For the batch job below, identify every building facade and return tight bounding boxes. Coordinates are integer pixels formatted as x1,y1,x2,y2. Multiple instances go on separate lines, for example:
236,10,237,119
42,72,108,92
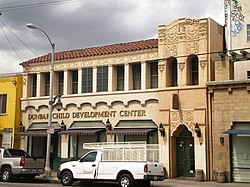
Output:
20,18,224,179
0,73,22,148
224,0,250,80
208,0,250,182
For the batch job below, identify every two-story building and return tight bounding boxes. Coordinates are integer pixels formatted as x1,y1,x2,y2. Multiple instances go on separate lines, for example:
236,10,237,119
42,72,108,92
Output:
19,17,224,180
0,73,22,148
207,0,250,183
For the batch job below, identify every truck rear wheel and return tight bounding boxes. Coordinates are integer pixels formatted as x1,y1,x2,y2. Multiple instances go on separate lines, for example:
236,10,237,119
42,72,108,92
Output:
1,167,12,182
61,170,74,186
118,173,134,187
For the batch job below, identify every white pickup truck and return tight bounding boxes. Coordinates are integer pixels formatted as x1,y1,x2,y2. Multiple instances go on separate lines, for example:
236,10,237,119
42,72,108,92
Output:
57,142,165,187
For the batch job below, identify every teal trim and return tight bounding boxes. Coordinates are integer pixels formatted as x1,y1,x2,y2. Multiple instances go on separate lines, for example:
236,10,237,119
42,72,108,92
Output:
69,120,105,129
28,122,60,130
116,120,157,128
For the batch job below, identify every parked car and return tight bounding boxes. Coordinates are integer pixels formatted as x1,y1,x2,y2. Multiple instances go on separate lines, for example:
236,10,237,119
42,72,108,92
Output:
57,142,165,187
0,148,45,181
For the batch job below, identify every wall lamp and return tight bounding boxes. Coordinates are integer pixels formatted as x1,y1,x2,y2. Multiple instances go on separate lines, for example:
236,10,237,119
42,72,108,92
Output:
60,120,66,131
159,123,165,137
106,119,112,131
50,94,63,111
19,122,25,132
220,137,224,145
194,123,201,138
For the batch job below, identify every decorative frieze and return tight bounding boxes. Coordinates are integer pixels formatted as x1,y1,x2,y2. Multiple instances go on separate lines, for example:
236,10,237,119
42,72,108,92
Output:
25,51,158,73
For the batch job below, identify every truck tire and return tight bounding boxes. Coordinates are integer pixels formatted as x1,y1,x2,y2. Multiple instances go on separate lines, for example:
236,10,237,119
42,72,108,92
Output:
118,173,134,187
1,167,12,182
61,170,74,186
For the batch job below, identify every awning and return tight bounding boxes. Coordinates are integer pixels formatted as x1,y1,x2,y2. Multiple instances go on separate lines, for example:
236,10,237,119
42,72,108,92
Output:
116,120,157,128
107,128,156,136
60,129,104,135
223,129,250,134
69,121,106,128
17,130,48,137
17,122,61,137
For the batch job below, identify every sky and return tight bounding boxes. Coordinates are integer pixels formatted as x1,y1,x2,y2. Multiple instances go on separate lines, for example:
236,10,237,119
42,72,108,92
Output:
0,0,225,74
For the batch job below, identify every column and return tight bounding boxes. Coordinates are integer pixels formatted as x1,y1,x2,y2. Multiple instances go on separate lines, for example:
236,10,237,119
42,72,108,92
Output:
108,65,113,92
78,68,82,94
124,63,130,91
37,72,41,97
63,70,68,95
158,60,166,88
93,67,97,93
141,61,146,90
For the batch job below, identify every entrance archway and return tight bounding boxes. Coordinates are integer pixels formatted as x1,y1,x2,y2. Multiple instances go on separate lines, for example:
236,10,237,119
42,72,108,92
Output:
172,125,195,178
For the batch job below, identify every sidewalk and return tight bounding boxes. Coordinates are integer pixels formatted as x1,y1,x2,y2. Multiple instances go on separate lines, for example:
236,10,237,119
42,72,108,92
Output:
38,172,250,187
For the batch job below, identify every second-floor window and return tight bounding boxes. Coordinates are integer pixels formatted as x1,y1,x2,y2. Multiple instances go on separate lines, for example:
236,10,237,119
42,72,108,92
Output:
72,70,78,94
44,73,50,96
82,67,93,93
58,71,64,95
97,66,108,92
247,71,250,79
150,61,158,89
172,59,178,86
116,65,124,91
0,94,7,114
132,63,141,90
31,74,37,97
247,24,250,41
187,55,199,85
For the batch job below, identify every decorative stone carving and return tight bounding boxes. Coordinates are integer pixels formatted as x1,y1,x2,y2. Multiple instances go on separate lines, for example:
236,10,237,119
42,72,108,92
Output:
166,44,177,57
186,25,199,40
170,110,195,136
200,60,207,69
158,64,165,73
178,63,185,71
186,41,199,54
25,52,158,73
165,25,178,43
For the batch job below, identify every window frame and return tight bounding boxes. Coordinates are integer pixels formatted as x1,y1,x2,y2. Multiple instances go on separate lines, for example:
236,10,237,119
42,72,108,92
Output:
247,24,250,42
132,63,141,90
0,94,7,114
97,66,108,92
44,73,50,96
71,70,78,94
247,71,250,79
116,65,124,91
149,61,158,89
31,74,37,97
58,71,64,95
82,67,93,93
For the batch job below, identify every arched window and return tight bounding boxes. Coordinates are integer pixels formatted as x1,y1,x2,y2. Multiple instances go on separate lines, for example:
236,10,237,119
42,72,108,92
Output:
187,55,199,85
167,57,178,87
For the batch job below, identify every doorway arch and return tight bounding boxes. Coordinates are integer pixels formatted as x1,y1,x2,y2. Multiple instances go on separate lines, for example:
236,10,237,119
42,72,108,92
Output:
171,125,195,178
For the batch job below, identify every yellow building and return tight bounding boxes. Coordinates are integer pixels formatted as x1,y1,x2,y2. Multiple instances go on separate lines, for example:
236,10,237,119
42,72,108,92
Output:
0,73,22,148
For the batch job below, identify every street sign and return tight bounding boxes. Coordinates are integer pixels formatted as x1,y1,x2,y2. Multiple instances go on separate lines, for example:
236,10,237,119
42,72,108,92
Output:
47,126,54,134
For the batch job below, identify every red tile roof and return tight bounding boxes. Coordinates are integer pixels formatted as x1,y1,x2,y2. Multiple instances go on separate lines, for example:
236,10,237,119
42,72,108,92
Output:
22,39,158,66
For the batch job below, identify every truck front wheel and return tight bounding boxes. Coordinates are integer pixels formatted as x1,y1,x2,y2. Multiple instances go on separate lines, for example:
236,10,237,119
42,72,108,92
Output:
61,170,74,186
1,167,12,182
118,173,134,187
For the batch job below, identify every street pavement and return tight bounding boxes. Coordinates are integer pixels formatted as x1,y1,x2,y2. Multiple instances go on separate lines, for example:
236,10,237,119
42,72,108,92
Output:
36,172,250,187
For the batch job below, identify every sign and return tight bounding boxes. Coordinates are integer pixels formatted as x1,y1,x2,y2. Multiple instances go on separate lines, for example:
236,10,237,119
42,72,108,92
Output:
28,110,147,121
47,126,54,134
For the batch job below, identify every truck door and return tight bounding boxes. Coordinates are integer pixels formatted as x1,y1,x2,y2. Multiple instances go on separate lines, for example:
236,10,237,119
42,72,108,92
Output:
76,151,98,179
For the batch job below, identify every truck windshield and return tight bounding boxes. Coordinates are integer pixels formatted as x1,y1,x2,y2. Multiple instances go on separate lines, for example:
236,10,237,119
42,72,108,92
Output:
5,149,31,158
